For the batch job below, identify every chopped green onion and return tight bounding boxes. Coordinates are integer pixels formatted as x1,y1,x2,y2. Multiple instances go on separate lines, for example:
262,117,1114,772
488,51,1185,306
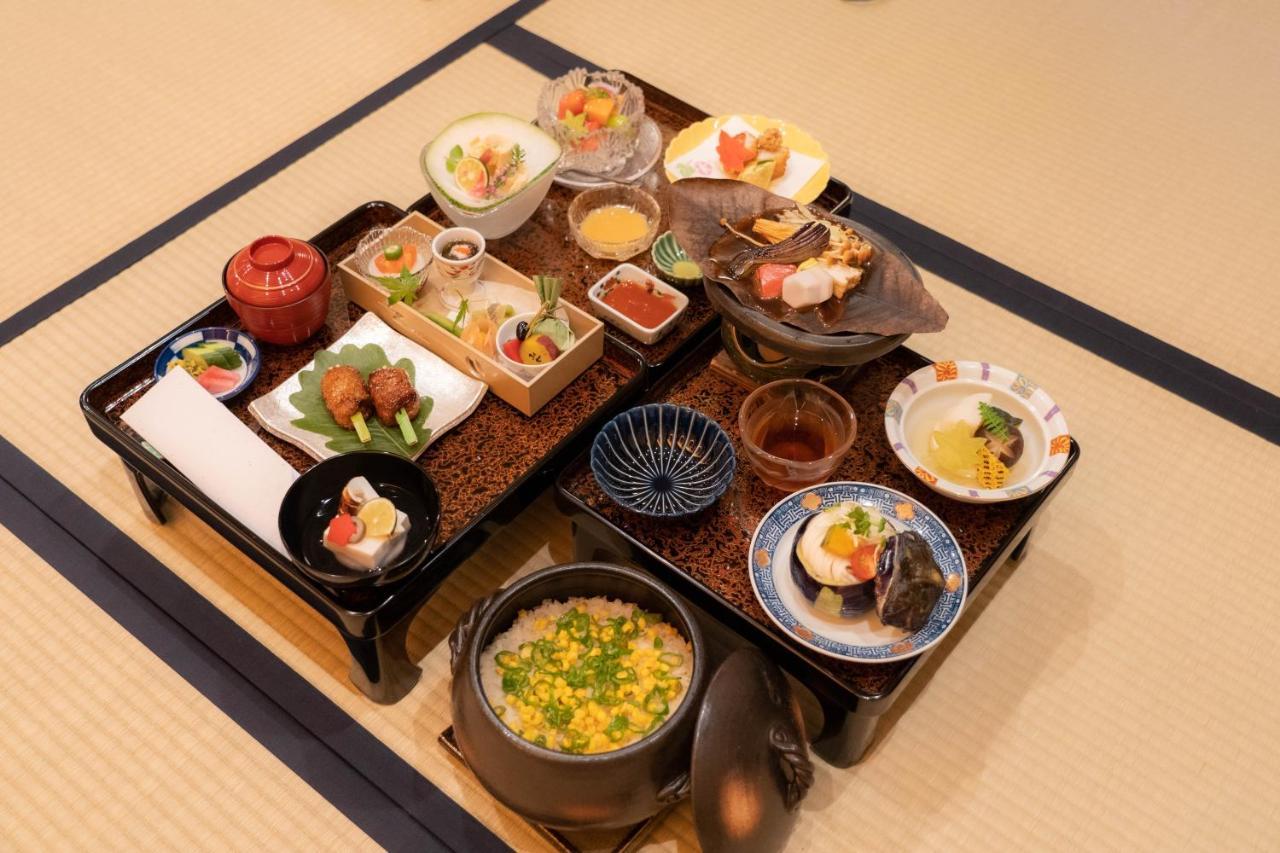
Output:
395,409,417,445
350,412,372,444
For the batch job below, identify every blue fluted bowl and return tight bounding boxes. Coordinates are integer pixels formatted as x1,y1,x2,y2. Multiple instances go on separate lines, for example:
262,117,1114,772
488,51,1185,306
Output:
590,404,736,518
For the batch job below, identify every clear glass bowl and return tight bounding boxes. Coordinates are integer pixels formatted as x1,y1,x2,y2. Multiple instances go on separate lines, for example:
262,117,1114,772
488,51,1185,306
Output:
567,184,660,261
738,379,857,491
536,68,645,175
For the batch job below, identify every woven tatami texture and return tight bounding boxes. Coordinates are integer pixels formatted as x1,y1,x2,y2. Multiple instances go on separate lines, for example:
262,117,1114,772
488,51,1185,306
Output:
0,0,510,320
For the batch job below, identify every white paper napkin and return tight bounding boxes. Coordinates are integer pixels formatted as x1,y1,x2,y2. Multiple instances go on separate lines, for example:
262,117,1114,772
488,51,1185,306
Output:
123,369,298,555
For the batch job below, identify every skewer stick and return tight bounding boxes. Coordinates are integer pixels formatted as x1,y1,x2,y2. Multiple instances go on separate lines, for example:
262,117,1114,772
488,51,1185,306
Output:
395,409,418,446
351,412,372,444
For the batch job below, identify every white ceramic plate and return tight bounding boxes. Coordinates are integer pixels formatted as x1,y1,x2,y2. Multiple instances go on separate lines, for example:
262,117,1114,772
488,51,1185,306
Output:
248,313,486,461
884,360,1072,503
587,263,688,345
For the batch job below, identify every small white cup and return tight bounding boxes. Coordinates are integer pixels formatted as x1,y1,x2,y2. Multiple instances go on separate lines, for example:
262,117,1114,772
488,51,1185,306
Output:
431,227,486,304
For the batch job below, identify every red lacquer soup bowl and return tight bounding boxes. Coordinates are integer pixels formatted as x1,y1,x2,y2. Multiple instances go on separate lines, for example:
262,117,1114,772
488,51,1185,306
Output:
223,235,331,345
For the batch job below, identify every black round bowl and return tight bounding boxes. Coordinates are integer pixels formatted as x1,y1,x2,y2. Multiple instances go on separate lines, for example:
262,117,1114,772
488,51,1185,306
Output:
278,451,440,588
448,563,707,830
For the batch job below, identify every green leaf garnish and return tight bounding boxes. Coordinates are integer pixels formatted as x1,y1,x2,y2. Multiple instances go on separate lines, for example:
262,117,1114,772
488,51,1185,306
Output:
288,343,433,457
446,144,463,173
977,401,1018,440
375,266,422,306
848,505,871,537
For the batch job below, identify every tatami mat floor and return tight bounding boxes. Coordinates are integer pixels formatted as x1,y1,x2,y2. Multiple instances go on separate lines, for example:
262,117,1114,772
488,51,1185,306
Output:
0,0,511,320
0,526,376,850
2,2,1278,850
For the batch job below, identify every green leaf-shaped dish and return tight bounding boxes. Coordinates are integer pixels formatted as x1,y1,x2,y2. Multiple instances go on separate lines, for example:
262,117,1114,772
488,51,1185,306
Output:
289,343,433,458
650,231,702,286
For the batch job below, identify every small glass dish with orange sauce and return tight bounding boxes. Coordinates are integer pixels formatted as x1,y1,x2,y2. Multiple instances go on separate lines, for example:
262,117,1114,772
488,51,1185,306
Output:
567,184,660,261
588,263,689,344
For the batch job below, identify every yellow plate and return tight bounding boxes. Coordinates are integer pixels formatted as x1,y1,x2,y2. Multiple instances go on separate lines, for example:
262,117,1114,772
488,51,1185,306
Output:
663,114,831,204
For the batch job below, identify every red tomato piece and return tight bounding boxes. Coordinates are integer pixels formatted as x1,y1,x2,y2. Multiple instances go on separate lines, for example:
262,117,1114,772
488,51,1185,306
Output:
849,543,880,582
754,263,797,300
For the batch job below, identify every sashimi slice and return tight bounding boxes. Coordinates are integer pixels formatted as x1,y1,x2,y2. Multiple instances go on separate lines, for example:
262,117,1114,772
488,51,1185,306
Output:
754,263,796,300
197,365,241,394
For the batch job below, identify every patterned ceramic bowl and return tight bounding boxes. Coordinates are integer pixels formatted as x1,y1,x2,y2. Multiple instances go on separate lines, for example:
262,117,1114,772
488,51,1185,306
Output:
884,360,1071,504
591,404,736,518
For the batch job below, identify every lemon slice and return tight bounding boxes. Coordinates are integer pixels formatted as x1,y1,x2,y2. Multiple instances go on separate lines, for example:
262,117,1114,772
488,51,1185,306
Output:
357,497,397,538
739,158,775,189
454,156,488,194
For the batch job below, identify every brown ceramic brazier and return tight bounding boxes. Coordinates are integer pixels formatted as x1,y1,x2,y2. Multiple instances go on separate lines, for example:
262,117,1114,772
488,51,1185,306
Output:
449,563,708,830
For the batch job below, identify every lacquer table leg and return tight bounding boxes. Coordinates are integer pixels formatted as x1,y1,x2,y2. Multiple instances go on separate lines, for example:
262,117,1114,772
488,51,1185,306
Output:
811,702,880,768
1010,528,1033,562
124,461,168,524
344,618,421,704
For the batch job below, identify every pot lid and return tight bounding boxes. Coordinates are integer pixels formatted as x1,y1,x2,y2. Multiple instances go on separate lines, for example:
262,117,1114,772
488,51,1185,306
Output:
690,648,812,853
225,235,327,308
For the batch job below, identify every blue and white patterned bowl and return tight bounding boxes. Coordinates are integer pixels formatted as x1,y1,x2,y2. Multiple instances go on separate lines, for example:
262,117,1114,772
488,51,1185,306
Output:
591,404,735,518
749,482,967,663
153,326,261,401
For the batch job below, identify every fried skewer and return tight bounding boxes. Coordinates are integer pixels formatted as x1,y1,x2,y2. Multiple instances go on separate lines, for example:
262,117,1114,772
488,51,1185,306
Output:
368,366,420,446
321,365,372,443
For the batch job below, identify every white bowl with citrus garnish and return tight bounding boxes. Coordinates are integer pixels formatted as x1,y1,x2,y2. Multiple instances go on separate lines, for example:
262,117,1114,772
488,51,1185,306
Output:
421,113,562,239
884,361,1071,504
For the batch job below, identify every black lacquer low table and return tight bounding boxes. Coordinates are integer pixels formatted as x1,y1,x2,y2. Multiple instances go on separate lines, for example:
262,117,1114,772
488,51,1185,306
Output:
556,333,1079,766
81,201,647,703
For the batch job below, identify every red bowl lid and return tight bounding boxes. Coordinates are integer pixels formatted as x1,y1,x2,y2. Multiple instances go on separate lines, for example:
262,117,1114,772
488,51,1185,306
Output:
225,235,327,308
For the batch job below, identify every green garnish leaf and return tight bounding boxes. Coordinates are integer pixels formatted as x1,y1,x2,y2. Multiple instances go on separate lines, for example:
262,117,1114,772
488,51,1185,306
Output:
848,506,871,537
446,144,463,172
288,343,432,457
978,401,1019,440
376,266,422,306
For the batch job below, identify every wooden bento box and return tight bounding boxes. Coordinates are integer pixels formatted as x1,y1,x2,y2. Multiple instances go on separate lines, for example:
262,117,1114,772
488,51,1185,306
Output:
337,211,604,416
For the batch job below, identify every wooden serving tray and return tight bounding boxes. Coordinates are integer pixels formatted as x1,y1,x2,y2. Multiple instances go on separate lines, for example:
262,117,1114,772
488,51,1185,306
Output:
338,211,604,416
81,200,647,703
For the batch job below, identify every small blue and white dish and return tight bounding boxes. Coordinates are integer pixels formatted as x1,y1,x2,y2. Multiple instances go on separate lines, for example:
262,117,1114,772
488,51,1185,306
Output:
153,327,261,401
591,404,735,518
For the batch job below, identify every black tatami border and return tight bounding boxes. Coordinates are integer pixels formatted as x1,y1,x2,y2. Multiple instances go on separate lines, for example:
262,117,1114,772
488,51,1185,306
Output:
0,439,510,853
1,13,1278,853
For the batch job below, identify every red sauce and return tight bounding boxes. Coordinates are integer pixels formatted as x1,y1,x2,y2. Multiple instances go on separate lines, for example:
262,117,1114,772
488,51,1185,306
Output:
599,277,676,328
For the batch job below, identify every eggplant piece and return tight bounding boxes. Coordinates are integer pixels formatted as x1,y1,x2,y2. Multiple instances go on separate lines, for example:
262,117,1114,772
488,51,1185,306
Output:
789,514,875,618
874,531,945,632
725,221,830,280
